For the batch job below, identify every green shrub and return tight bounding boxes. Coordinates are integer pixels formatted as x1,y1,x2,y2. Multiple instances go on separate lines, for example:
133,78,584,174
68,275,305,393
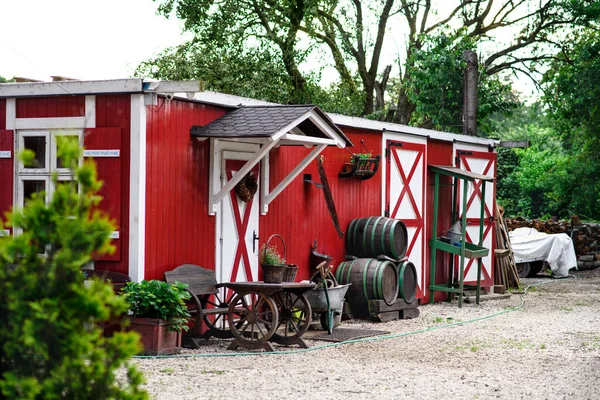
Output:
122,280,191,333
0,137,147,399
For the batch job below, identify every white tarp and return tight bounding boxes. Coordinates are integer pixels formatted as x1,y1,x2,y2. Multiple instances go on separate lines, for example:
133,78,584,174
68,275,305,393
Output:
509,227,577,278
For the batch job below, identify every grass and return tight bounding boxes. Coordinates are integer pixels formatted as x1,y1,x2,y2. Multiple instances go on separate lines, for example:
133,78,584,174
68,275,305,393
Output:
160,368,175,374
499,338,536,350
202,369,226,375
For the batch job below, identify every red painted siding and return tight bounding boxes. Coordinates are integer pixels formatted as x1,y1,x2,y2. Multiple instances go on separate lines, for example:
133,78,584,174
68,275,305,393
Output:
145,98,228,280
261,127,382,282
16,96,85,118
93,95,131,275
0,130,14,230
0,99,6,129
425,139,454,303
85,127,123,261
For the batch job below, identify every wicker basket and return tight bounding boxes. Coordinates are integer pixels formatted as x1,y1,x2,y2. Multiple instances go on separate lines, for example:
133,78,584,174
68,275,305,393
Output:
261,234,297,283
261,264,286,283
283,264,298,282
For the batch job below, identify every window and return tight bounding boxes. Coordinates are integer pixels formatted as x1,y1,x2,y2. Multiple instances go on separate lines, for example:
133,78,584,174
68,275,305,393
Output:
16,130,83,209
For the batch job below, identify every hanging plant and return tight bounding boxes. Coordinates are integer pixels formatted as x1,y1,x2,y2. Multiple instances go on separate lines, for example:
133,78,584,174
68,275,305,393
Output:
235,172,258,202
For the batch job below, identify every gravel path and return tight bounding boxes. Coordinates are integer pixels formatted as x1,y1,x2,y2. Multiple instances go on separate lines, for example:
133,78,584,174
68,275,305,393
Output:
131,269,600,399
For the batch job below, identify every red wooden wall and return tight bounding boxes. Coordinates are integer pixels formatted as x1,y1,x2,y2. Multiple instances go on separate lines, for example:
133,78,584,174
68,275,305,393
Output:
16,96,85,118
0,99,6,129
425,139,455,303
144,98,228,280
261,127,382,282
93,95,131,275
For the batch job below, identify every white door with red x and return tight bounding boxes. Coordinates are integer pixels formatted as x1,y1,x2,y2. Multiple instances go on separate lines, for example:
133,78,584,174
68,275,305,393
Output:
385,139,427,299
454,148,496,287
219,156,260,284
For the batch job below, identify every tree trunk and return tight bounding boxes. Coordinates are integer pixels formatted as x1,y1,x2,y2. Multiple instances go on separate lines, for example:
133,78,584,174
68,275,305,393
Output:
363,81,375,116
392,86,416,125
463,50,478,136
374,65,392,111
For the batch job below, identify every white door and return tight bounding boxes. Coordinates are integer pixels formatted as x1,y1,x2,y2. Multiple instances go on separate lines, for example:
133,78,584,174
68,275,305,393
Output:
455,149,496,286
385,139,427,299
219,156,260,284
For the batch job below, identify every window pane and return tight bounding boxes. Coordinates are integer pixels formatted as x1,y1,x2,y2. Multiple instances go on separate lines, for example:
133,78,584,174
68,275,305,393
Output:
56,136,78,169
23,180,46,201
24,136,46,169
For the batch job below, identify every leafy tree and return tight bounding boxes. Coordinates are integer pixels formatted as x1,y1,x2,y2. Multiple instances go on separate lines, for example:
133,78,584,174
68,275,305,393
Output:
405,31,518,133
543,27,600,219
0,138,147,399
152,0,583,123
136,41,296,104
135,39,366,115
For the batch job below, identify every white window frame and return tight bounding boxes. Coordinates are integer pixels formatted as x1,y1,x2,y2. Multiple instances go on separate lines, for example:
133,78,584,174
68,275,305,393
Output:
18,131,50,174
16,129,84,209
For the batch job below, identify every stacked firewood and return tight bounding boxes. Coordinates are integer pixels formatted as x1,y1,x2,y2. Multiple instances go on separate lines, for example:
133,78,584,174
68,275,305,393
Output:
505,217,600,270
494,206,520,289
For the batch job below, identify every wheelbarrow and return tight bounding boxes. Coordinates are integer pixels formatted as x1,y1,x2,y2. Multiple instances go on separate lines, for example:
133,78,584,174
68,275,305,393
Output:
303,283,350,333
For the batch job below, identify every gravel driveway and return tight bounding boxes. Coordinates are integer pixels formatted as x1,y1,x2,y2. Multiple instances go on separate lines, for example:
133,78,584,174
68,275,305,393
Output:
132,269,600,399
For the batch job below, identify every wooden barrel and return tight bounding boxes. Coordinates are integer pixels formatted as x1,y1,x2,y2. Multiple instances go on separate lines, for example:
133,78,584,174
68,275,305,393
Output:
335,258,399,308
346,217,408,260
397,260,417,304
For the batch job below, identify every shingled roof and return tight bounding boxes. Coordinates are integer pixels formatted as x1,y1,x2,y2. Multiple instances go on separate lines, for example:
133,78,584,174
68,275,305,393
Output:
190,104,352,147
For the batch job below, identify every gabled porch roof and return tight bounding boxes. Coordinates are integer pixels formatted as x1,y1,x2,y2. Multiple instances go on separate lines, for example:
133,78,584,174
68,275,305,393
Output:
190,104,351,216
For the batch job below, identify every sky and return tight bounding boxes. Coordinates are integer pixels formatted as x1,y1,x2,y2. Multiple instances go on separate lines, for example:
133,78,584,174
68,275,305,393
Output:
1,0,538,99
0,0,190,81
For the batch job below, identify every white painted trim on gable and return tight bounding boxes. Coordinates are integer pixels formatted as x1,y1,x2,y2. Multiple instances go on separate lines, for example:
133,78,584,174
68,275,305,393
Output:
0,79,143,97
5,98,15,130
261,144,327,215
209,140,278,214
307,111,347,148
279,134,336,146
15,117,86,130
85,96,96,128
128,94,146,282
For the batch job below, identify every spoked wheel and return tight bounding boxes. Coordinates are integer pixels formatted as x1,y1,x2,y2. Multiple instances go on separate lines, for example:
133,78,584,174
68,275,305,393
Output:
201,287,247,339
228,292,278,349
516,262,531,278
270,292,312,345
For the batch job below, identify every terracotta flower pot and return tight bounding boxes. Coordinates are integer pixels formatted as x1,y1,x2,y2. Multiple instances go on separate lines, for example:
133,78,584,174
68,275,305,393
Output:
128,317,182,355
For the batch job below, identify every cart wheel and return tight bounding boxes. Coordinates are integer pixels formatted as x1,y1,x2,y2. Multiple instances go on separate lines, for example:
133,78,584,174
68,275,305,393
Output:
201,288,247,339
270,292,312,345
228,292,278,348
516,262,531,278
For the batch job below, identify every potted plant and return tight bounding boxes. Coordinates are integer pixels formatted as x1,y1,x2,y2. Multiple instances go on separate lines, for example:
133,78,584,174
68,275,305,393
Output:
259,234,297,283
122,280,191,355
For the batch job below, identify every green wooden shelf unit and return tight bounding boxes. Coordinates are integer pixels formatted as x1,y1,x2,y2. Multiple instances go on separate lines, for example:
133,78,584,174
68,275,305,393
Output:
428,165,494,307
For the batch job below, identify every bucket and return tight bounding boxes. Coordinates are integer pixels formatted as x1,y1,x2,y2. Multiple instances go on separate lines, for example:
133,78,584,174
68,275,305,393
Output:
335,258,399,312
346,217,408,260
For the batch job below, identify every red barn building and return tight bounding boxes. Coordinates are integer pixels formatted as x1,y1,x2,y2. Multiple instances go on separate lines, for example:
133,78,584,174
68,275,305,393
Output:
0,79,497,304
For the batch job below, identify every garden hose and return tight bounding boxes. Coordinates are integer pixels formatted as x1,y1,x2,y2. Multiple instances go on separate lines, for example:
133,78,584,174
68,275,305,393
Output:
133,277,563,359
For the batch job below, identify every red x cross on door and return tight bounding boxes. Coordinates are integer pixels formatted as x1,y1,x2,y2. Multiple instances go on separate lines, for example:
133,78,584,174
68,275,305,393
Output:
223,160,259,283
386,140,427,299
455,150,497,286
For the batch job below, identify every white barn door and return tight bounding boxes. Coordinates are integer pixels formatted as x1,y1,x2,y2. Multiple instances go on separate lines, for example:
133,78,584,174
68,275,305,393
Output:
455,149,496,287
219,157,260,284
385,140,427,299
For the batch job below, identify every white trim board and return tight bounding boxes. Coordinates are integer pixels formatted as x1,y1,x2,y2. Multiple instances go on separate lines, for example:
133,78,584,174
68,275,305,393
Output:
0,79,143,97
128,94,147,282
